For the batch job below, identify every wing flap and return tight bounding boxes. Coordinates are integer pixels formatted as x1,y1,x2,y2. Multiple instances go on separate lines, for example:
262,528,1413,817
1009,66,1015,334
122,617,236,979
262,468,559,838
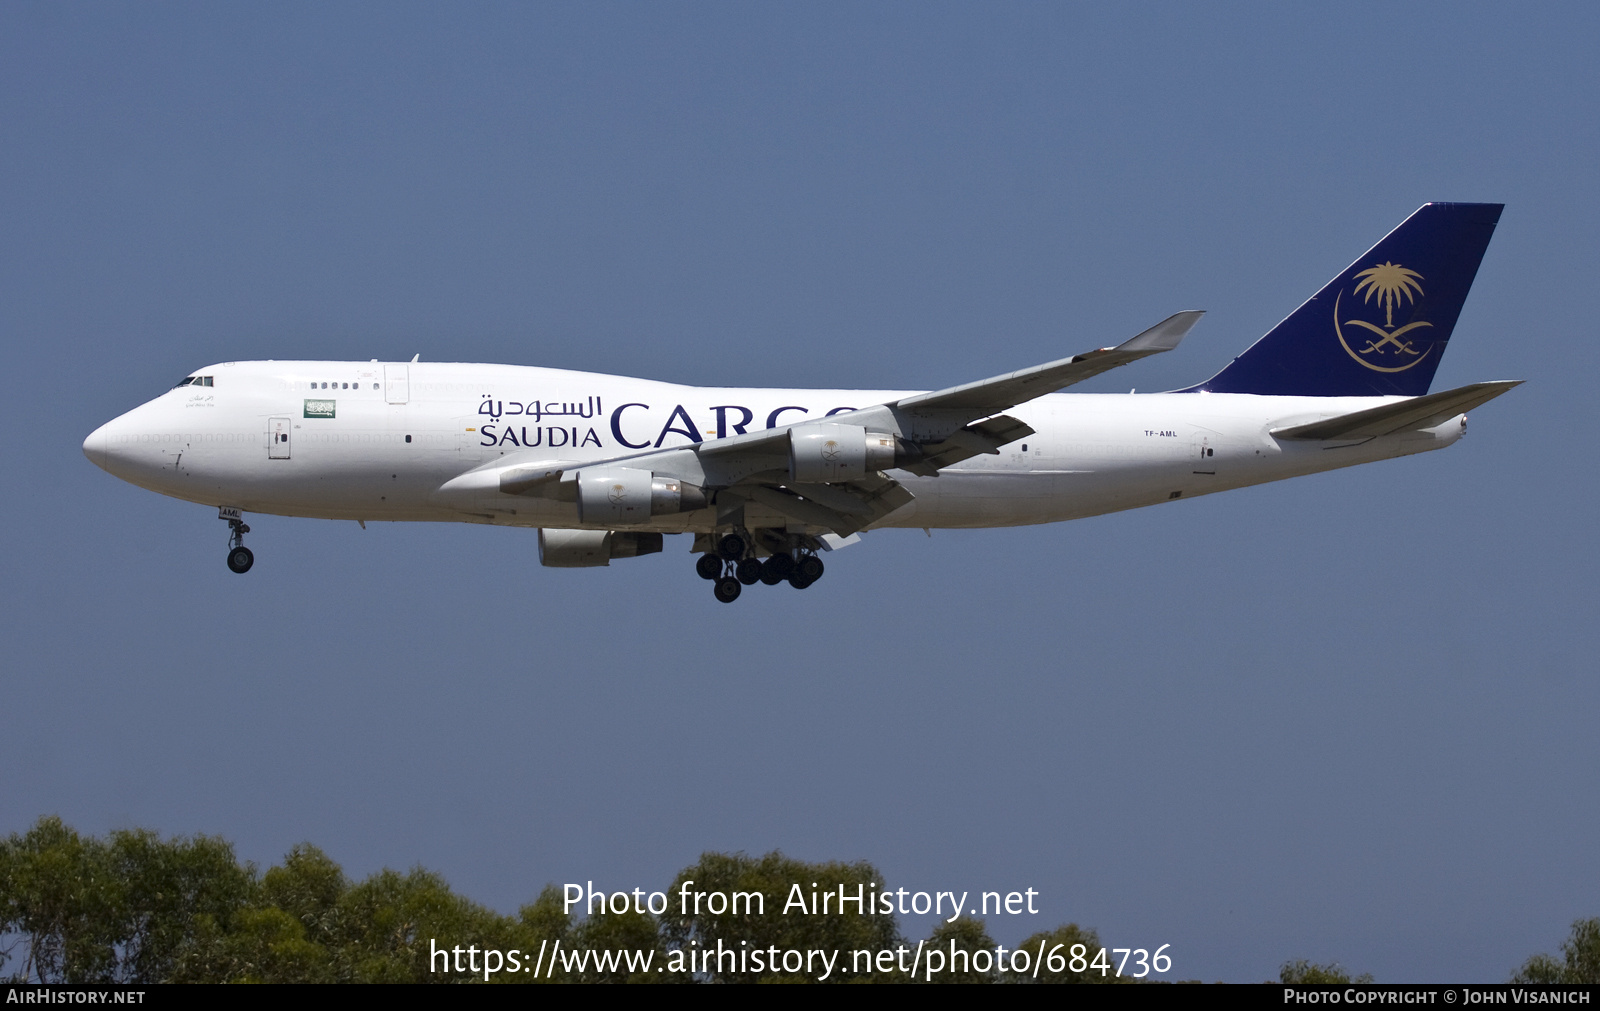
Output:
1271,381,1522,441
741,472,916,536
743,485,862,535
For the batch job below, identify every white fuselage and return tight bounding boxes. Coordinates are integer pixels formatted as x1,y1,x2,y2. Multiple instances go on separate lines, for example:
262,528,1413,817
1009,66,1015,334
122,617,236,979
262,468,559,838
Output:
83,360,1465,532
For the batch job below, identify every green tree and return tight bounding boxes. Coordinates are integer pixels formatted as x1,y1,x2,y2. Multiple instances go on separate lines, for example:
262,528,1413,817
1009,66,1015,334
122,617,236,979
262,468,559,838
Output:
107,826,254,982
0,816,120,982
1512,919,1600,984
0,816,253,983
923,917,996,983
170,844,354,983
513,884,573,982
171,906,332,983
322,865,527,982
571,906,671,983
1009,923,1130,983
1280,959,1372,984
660,851,901,982
260,843,346,948
176,844,533,983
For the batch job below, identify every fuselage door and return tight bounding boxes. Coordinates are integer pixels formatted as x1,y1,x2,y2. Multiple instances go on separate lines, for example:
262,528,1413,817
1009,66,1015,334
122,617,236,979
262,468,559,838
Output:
1192,431,1216,475
268,417,291,459
385,365,410,405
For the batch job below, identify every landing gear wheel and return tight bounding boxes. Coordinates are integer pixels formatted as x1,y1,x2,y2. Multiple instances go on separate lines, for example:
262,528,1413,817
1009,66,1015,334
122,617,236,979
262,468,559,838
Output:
759,559,786,585
718,533,747,561
787,573,814,589
735,557,763,584
797,554,824,581
713,577,743,603
695,554,722,580
223,513,253,573
768,552,796,578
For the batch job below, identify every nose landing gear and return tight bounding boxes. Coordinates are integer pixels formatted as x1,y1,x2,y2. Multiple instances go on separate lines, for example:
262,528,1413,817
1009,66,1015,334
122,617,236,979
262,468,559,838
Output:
227,545,254,573
222,510,254,574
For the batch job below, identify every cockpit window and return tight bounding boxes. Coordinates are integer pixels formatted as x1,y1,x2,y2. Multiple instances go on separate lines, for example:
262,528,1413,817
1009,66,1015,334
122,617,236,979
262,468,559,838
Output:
173,376,215,388
174,377,193,387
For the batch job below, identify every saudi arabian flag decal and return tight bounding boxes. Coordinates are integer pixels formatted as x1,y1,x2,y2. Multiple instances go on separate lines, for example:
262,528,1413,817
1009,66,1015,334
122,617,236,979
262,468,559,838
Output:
303,399,336,418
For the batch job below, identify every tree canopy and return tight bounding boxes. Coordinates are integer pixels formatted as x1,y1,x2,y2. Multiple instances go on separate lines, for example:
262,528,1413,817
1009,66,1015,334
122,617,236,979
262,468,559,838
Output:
1279,959,1373,984
11,815,1581,984
659,850,900,982
1512,918,1600,984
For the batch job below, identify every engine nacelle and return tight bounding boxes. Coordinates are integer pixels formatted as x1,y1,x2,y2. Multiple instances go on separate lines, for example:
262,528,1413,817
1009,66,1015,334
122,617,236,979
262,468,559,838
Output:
575,468,707,526
537,528,664,568
789,424,898,483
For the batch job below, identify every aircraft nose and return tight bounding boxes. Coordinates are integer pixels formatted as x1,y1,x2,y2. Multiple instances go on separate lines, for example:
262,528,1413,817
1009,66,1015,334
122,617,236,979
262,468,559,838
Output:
84,410,147,477
83,422,111,470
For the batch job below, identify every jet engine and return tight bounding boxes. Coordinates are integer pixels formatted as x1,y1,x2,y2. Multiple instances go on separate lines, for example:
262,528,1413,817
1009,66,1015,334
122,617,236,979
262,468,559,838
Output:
788,424,899,483
575,468,707,526
538,528,664,568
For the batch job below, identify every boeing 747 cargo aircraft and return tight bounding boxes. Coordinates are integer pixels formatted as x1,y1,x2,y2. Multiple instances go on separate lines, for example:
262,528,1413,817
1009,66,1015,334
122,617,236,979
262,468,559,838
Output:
84,203,1517,602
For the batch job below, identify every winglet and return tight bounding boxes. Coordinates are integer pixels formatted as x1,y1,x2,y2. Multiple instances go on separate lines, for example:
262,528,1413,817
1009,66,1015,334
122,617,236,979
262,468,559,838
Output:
1110,309,1205,355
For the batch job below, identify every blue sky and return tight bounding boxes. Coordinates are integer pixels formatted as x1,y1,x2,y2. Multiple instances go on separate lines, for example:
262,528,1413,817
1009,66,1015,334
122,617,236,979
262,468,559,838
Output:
3,2,1596,982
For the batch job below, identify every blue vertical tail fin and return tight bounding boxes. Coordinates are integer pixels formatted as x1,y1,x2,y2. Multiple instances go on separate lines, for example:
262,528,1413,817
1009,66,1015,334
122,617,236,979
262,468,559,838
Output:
1189,203,1502,397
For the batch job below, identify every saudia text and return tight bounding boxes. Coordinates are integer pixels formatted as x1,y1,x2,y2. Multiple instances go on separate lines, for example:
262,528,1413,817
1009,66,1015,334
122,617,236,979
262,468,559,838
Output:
474,395,860,450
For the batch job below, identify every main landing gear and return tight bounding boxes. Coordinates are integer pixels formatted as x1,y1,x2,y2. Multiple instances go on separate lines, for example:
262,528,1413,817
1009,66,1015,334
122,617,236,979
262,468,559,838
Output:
694,530,826,603
224,515,254,574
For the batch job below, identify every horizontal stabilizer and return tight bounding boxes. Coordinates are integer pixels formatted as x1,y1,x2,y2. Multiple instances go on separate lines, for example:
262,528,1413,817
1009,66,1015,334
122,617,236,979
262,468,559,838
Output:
1271,381,1522,441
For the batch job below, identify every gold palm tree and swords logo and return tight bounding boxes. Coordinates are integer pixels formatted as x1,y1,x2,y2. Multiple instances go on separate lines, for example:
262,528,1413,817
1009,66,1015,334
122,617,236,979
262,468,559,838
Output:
1334,261,1435,372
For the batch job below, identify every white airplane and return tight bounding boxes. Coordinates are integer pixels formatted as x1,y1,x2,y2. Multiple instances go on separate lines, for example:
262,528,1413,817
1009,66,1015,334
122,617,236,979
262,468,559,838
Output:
84,203,1518,602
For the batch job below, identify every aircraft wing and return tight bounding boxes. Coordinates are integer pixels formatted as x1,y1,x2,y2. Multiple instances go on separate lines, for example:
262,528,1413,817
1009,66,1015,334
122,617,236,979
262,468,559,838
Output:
891,310,1204,414
1270,381,1522,441
696,309,1202,461
457,311,1201,535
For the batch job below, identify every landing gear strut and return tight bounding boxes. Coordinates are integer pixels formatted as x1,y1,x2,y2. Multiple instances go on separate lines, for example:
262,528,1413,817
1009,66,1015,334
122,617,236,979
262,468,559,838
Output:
225,516,254,574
